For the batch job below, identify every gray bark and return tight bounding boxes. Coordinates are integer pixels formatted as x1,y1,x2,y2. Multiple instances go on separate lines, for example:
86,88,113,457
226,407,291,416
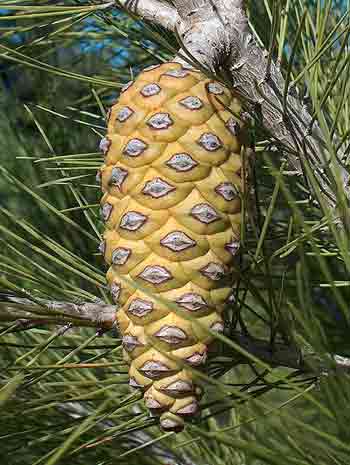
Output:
117,0,178,30
0,294,115,330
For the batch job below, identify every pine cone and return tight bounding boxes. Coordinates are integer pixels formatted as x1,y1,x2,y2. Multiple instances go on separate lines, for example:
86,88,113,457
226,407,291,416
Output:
98,62,245,432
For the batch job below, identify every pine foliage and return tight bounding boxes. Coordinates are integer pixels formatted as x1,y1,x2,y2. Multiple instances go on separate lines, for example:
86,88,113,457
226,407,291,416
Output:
0,1,349,464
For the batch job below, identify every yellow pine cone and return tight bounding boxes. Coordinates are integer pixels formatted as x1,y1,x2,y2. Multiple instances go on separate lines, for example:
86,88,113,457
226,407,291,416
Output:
98,62,245,432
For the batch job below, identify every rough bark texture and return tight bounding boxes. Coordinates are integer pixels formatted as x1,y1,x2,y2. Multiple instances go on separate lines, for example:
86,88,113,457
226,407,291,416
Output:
0,294,115,330
117,0,178,30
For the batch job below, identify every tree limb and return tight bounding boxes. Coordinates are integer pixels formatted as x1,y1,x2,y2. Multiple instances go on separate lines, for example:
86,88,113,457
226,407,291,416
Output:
0,294,116,330
117,0,350,217
116,0,178,31
1,295,349,376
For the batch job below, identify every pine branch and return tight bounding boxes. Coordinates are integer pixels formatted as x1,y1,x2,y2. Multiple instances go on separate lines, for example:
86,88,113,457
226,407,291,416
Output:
2,294,349,376
116,0,178,30
118,0,350,220
0,294,115,330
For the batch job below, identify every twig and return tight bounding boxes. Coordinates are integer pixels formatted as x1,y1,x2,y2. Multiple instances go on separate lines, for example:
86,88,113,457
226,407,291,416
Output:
0,294,116,330
116,0,178,31
1,294,349,376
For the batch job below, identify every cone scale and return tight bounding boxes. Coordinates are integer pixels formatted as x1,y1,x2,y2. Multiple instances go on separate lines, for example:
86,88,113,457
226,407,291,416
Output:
98,62,245,432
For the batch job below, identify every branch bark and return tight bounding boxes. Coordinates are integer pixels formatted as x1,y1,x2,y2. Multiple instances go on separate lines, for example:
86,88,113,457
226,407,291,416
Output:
116,0,178,31
0,294,116,330
117,0,350,217
1,295,349,376
174,0,349,208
